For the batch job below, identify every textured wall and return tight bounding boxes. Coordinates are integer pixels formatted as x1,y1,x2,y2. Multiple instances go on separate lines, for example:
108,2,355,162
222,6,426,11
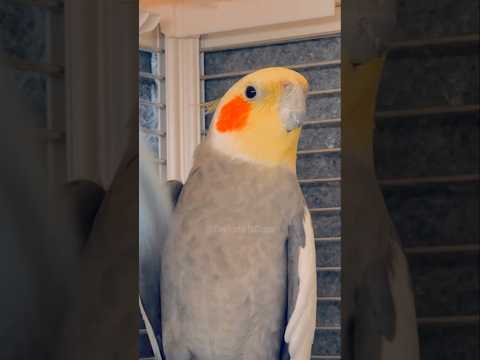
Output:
394,0,479,41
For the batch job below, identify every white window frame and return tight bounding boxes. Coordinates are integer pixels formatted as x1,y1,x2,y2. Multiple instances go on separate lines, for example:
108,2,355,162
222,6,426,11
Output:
140,1,341,182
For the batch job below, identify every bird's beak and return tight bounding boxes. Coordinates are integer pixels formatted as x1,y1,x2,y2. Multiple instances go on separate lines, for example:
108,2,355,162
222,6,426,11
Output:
279,82,307,132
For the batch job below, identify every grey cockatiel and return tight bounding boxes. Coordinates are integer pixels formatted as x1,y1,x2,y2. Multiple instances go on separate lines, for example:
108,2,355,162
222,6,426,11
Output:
342,1,420,359
140,67,317,360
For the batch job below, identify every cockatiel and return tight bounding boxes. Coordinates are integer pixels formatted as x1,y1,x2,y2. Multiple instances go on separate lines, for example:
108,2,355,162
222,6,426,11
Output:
342,1,420,359
140,67,317,360
341,57,420,360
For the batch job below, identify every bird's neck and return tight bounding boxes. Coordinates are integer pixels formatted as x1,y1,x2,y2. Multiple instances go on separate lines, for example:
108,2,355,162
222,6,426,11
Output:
342,56,385,173
208,127,300,174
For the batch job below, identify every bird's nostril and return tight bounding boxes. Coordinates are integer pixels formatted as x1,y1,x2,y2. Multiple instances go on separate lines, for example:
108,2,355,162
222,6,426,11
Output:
279,82,307,132
282,81,294,92
282,80,308,96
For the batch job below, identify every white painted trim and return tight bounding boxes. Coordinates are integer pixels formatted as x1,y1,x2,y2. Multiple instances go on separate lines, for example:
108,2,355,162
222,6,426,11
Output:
165,37,201,182
64,0,101,184
139,25,163,50
139,10,161,34
97,0,139,187
164,37,181,181
178,38,202,181
140,0,335,38
200,8,341,51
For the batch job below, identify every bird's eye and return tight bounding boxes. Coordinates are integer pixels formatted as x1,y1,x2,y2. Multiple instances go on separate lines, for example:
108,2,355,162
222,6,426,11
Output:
245,85,257,99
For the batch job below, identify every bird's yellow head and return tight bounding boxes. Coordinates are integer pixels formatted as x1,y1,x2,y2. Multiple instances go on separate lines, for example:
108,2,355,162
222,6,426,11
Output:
206,67,308,173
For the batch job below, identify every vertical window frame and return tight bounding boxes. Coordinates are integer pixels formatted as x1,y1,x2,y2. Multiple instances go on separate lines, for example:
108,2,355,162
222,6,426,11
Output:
139,28,168,179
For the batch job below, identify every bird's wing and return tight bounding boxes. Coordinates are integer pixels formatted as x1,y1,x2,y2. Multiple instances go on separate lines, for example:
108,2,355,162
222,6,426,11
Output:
353,251,396,360
139,135,183,359
378,239,419,360
354,221,419,360
283,207,317,360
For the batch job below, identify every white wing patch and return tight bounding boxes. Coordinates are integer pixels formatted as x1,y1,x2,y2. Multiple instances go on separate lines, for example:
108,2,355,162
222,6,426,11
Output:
284,208,317,360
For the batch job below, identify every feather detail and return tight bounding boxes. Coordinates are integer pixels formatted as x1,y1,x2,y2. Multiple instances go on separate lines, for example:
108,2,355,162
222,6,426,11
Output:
200,98,221,114
284,208,317,359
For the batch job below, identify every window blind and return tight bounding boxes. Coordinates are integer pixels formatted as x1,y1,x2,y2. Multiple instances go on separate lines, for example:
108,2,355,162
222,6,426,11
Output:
139,34,167,180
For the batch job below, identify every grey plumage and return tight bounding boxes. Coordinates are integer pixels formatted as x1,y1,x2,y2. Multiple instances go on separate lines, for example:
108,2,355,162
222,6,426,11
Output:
160,141,306,360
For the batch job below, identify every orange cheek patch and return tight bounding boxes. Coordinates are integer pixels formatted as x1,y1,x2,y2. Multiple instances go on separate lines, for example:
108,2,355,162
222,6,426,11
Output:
215,96,251,133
